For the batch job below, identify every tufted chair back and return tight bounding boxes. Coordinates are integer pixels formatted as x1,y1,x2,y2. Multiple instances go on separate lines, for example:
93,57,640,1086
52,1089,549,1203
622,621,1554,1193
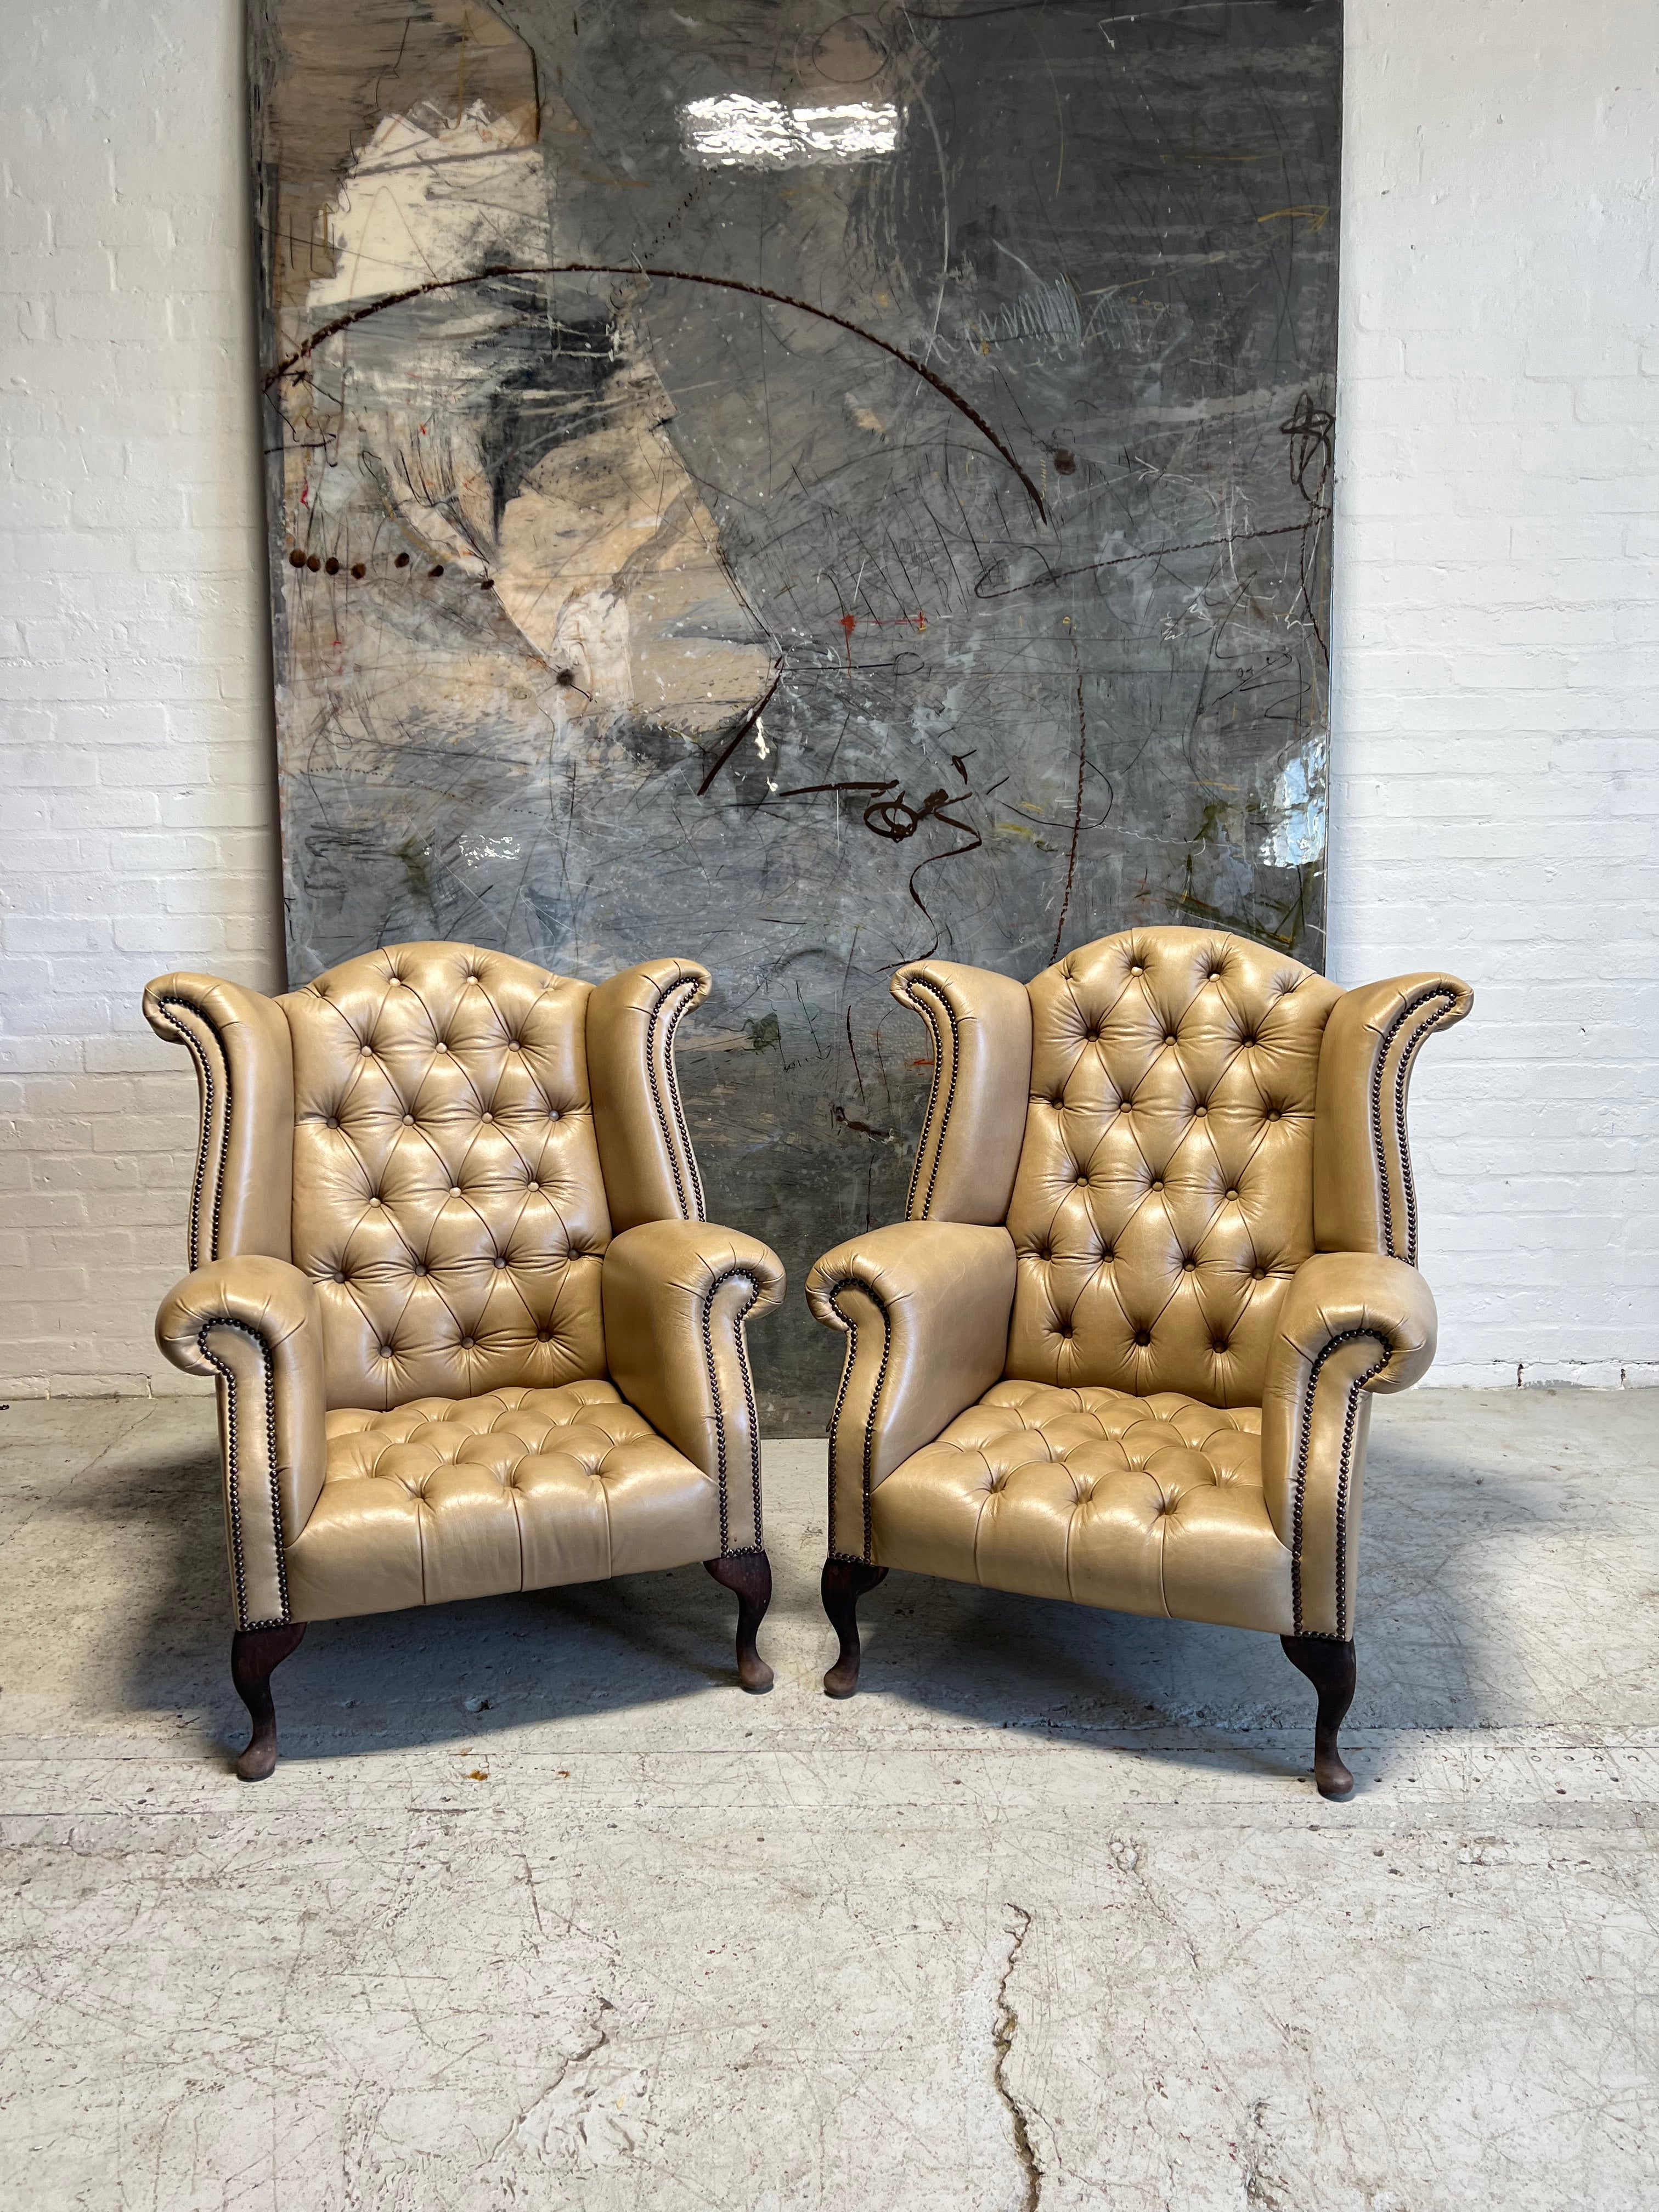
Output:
901,929,1345,1407
284,943,618,1409
146,941,714,1412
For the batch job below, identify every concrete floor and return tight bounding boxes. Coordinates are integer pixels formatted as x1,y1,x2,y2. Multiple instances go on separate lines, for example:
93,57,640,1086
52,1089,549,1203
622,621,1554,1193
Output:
0,1391,1654,2210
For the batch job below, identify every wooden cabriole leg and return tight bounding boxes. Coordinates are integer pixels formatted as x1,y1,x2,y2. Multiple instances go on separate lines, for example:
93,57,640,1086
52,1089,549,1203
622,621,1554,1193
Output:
821,1557,888,1699
1282,1633,1358,1800
229,1621,307,1782
704,1549,774,1692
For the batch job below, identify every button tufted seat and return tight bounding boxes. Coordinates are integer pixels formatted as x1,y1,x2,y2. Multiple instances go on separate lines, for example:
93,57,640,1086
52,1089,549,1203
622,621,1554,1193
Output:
808,927,1472,1799
873,1381,1286,1628
147,942,785,1779
287,1384,718,1619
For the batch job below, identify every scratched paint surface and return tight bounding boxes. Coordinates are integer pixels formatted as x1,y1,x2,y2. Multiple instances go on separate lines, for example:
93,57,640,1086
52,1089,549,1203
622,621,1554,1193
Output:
252,0,1340,1424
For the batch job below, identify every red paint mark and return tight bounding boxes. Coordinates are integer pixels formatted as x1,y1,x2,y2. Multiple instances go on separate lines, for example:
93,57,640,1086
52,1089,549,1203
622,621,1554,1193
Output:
908,1057,932,1068
840,611,856,672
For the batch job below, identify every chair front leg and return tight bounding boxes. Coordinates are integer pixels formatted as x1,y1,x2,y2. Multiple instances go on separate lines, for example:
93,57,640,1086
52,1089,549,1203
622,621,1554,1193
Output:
230,1622,307,1781
821,1558,888,1697
1282,1633,1357,1799
704,1551,774,1692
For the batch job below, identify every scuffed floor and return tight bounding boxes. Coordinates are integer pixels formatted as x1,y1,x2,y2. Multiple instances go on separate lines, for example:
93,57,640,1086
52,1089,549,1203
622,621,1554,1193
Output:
0,1390,1654,2208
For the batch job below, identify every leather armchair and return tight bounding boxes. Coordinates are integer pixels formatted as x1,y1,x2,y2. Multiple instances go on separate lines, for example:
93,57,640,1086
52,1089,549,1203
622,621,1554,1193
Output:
148,943,783,1778
807,929,1471,1798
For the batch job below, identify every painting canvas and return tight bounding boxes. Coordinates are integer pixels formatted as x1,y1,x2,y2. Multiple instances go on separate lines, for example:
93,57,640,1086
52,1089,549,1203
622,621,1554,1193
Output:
251,0,1340,1424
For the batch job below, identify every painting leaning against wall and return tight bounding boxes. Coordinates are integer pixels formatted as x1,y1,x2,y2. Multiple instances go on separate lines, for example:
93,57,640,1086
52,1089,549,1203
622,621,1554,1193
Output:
250,0,1340,1426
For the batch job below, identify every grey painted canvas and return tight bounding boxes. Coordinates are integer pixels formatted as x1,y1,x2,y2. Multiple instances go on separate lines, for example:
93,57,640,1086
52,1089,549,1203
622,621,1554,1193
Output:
251,0,1340,1425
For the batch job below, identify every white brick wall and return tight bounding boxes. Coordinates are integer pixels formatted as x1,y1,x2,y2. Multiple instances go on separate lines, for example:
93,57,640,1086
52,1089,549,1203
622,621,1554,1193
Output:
1,0,1654,1396
1,1,280,1396
1329,0,1659,1386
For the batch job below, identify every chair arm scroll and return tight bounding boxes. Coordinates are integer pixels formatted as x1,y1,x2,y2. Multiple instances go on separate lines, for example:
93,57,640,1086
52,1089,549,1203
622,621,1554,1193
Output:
806,1221,1017,1562
1260,1251,1438,1640
601,1221,785,1555
155,1256,327,1630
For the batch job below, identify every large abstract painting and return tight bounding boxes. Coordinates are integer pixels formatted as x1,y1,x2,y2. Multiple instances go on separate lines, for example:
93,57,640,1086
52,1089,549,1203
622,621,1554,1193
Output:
251,0,1340,1424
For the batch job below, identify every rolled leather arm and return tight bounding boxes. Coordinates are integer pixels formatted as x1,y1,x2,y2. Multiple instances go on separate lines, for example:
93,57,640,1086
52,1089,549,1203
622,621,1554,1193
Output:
155,1256,328,1630
1260,1250,1438,1640
1314,971,1472,1266
601,1220,786,1555
806,1221,1017,1562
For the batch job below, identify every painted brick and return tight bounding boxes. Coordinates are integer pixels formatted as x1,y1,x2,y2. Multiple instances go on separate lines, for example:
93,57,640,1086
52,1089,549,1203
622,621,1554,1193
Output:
1329,0,1659,1385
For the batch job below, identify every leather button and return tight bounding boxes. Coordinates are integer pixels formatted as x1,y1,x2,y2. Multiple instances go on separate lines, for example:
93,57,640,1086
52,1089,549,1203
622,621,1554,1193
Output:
1134,1329,1152,1346
324,1117,338,1129
1102,1246,1115,1262
1212,1340,1229,1356
1267,1109,1283,1121
331,1272,346,1284
359,1045,373,1058
413,1264,427,1277
1051,1094,1065,1109
402,1113,414,1126
1150,1178,1164,1192
1242,1034,1257,1047
1075,1172,1089,1187
548,1109,561,1122
1193,1103,1208,1118
461,1337,475,1350
527,1180,541,1193
1226,1187,1239,1201
449,1184,462,1197
379,1344,394,1359
1130,964,1144,975
493,1256,508,1269
1164,1033,1177,1046
368,1195,382,1207
1058,1323,1074,1339
436,1041,450,1054
1182,1259,1196,1272
481,1111,494,1123
1253,1267,1268,1280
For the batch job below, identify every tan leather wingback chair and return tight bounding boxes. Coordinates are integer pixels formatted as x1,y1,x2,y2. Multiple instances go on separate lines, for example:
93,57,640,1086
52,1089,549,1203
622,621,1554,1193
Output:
147,942,783,1779
806,928,1471,1797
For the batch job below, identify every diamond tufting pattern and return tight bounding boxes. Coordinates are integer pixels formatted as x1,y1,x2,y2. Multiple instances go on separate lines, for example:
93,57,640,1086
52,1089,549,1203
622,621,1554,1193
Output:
871,1378,1293,1629
285,1381,719,1619
283,943,610,1410
1005,930,1342,1402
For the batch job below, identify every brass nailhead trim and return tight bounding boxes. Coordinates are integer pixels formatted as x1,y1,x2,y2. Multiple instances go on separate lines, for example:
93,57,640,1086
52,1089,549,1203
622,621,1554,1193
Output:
1288,1327,1390,1640
898,975,961,1222
195,1318,290,1632
699,1266,764,1555
822,1275,893,1563
1369,986,1460,1267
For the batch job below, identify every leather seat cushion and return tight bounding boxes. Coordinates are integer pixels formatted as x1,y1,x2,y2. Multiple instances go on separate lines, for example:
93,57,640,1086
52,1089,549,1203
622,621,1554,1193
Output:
284,1381,720,1621
870,1379,1295,1635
